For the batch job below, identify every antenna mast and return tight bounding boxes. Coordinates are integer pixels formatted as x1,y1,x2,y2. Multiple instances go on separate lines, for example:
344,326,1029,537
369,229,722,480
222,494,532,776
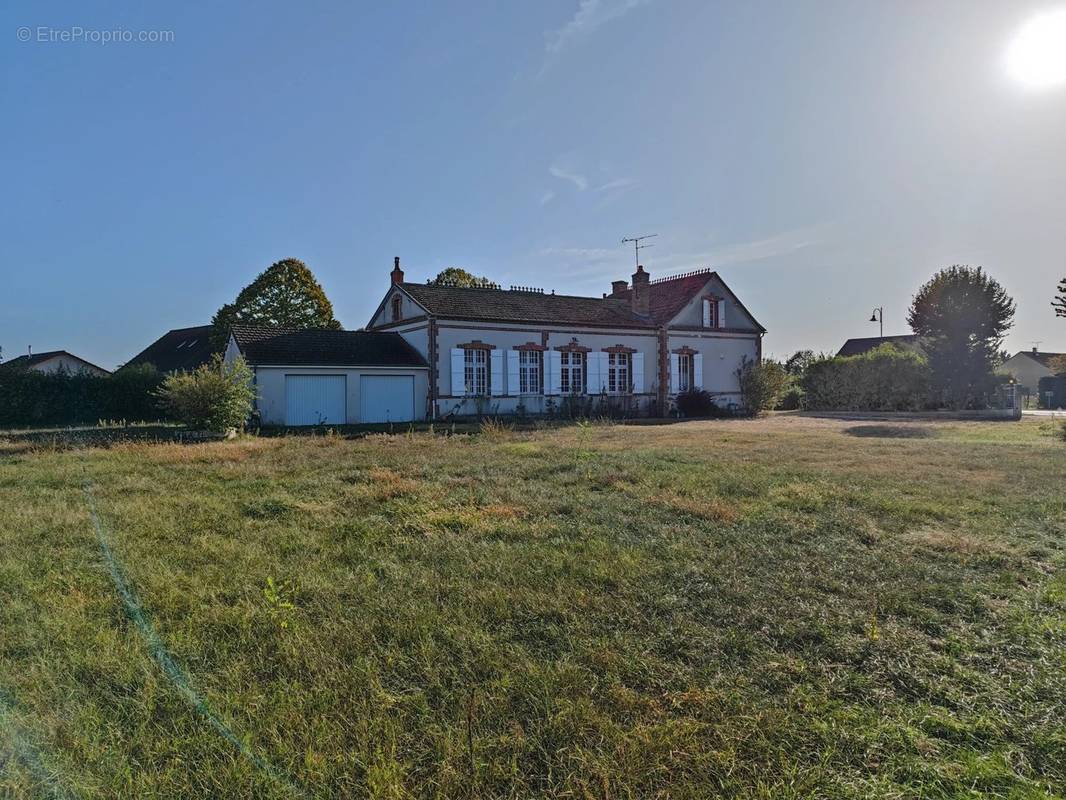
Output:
621,234,657,267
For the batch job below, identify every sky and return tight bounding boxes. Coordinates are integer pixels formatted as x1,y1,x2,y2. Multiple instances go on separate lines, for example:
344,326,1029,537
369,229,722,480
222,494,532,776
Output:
2,0,1065,369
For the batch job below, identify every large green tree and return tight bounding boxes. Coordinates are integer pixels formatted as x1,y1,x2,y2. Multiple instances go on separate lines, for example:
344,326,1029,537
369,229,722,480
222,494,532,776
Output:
428,267,498,289
1054,277,1066,318
212,258,341,342
907,265,1015,409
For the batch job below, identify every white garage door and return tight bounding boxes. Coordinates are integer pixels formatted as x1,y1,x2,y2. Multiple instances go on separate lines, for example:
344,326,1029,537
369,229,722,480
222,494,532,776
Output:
285,375,346,426
360,375,415,423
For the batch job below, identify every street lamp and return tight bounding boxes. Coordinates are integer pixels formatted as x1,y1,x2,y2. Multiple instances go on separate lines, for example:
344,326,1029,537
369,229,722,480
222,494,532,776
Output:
869,307,883,340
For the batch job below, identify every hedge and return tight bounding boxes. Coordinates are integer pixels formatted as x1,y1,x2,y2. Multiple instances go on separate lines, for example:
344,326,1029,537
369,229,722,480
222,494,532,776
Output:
800,344,932,411
1037,376,1066,409
0,364,166,428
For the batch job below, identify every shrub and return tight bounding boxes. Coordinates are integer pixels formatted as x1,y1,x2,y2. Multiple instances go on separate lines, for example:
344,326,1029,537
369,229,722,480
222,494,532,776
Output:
0,363,165,428
675,389,729,418
736,358,788,416
155,355,255,432
801,344,932,411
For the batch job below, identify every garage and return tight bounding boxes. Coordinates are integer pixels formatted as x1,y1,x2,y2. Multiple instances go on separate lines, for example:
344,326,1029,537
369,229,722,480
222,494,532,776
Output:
285,375,347,426
360,375,415,422
227,327,429,426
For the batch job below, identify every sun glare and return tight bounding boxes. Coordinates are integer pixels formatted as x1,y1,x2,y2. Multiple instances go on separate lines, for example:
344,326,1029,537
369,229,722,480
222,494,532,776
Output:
1006,9,1066,89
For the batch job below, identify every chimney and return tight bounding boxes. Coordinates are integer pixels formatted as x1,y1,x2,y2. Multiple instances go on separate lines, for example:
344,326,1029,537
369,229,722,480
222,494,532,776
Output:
630,265,650,317
1033,346,1039,355
610,280,628,297
390,256,404,285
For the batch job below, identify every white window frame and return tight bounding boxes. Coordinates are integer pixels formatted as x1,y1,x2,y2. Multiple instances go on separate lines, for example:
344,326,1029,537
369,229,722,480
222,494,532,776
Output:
607,352,631,394
560,351,585,394
464,348,489,396
518,350,542,394
678,353,693,392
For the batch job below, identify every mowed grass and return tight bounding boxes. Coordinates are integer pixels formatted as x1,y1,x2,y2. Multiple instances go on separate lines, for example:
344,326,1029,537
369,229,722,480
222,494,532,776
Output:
1,417,1064,799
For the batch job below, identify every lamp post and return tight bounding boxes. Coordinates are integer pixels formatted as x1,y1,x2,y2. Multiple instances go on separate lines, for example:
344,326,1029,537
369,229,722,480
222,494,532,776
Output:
869,307,883,340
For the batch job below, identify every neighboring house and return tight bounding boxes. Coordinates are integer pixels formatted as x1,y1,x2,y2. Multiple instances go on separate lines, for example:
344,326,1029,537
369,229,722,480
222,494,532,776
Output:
1000,348,1064,391
1,350,110,377
836,334,921,358
123,324,222,373
224,325,429,425
365,257,765,418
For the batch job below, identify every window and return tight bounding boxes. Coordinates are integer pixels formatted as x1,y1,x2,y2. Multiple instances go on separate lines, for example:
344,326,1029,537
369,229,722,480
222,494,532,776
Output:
391,295,403,322
464,349,488,395
519,350,542,394
608,352,631,394
678,353,693,392
560,351,584,394
702,298,718,328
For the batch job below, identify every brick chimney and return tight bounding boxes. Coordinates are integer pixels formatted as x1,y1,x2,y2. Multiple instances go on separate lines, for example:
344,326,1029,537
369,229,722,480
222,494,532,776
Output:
630,265,650,316
610,280,628,297
390,256,404,285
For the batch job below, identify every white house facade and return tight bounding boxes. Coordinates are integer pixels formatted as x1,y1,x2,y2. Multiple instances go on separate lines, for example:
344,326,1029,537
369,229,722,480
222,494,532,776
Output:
1000,349,1063,393
366,258,765,419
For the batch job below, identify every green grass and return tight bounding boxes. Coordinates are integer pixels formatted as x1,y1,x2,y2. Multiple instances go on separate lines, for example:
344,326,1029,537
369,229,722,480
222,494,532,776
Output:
1,417,1064,798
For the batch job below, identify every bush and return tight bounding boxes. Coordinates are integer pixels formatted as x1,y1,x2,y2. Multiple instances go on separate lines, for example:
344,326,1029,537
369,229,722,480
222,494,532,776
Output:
801,344,932,411
155,355,255,432
736,358,788,416
675,389,730,418
0,363,165,428
1037,375,1066,409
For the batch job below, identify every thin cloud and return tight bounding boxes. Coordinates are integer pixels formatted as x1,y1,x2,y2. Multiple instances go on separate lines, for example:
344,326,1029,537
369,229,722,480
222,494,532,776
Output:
539,190,556,206
545,0,650,59
549,164,589,191
594,177,635,192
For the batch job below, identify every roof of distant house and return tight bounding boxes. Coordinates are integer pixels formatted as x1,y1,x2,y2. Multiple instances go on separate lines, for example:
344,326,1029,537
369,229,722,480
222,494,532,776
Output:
124,324,221,373
230,325,428,368
395,270,765,331
2,350,111,374
837,334,921,358
1008,350,1065,368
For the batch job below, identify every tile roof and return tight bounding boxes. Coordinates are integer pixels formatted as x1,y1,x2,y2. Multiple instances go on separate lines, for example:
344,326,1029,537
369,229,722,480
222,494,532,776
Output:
399,283,654,327
836,335,921,357
1013,350,1065,368
231,325,428,368
396,270,764,330
2,350,111,374
124,324,221,373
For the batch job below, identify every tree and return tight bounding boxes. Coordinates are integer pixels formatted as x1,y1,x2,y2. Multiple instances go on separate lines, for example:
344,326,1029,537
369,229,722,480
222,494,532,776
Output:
736,357,788,416
1048,354,1066,376
1055,277,1066,318
907,265,1015,409
427,267,499,289
784,350,816,376
212,258,341,343
155,354,255,432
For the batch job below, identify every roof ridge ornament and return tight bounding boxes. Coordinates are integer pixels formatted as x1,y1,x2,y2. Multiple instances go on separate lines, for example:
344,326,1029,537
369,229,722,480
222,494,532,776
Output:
649,268,713,285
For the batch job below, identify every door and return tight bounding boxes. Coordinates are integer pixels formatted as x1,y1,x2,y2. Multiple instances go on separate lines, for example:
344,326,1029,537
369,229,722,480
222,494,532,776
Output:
360,375,415,423
284,375,346,426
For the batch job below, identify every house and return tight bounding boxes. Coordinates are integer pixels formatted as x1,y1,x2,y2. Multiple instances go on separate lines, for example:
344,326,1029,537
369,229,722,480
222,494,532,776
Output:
836,334,921,358
1,349,110,377
123,324,222,373
1000,348,1064,392
364,257,765,419
224,325,429,425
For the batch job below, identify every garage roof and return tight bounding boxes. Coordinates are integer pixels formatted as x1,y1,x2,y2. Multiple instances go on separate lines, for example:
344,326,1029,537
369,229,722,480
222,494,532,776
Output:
231,325,428,368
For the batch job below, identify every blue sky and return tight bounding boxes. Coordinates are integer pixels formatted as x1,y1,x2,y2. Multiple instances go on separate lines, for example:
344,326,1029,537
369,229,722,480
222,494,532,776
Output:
3,0,1064,368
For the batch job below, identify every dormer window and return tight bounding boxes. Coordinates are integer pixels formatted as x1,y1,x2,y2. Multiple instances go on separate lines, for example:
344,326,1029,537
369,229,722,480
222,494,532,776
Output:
702,297,721,328
391,295,403,322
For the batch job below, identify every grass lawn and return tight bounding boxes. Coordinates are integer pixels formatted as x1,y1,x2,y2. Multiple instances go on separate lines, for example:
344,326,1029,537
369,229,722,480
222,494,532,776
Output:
1,416,1064,798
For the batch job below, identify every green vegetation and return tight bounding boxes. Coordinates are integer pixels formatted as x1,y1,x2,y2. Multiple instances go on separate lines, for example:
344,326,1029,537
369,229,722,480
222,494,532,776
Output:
0,363,164,428
427,267,500,289
1,416,1064,798
735,357,788,415
155,355,255,433
802,344,932,411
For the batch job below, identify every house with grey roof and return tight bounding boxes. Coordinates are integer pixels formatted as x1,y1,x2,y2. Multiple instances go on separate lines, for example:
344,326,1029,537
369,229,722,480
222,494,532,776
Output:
362,257,765,420
2,349,110,377
836,334,922,358
1000,348,1064,392
123,324,222,374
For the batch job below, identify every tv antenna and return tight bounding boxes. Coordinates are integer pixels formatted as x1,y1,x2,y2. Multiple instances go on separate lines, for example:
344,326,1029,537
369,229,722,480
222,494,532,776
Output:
1030,340,1043,351
621,234,657,267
